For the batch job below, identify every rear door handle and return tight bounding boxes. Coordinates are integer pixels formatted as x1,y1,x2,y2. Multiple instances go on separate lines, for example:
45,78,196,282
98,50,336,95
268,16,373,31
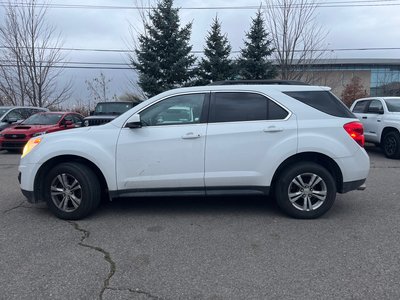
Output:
181,132,201,139
362,116,367,119
263,126,284,133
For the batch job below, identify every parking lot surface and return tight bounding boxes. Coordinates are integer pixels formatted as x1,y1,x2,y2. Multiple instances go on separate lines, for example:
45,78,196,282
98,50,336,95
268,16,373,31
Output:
1,145,400,300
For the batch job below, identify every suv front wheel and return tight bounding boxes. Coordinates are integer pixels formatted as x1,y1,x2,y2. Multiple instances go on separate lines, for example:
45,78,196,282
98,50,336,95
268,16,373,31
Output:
44,162,101,220
275,162,337,219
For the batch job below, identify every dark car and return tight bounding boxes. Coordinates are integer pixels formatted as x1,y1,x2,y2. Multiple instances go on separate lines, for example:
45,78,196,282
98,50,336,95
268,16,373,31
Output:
0,112,83,152
83,101,138,126
0,106,48,131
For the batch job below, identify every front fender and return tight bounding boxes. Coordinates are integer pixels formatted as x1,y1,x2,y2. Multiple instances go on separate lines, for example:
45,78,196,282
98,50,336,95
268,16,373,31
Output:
21,126,120,191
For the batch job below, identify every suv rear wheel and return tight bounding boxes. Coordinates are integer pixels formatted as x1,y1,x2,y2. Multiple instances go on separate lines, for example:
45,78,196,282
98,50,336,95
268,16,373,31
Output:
382,131,400,159
275,162,337,219
44,162,101,220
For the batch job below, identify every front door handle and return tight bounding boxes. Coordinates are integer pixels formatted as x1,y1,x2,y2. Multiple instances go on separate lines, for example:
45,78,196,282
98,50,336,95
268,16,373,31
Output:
181,132,201,139
362,116,367,119
263,126,284,133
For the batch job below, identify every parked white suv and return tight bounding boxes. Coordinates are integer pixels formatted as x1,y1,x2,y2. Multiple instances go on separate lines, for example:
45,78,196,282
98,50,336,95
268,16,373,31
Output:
350,97,400,158
18,82,370,220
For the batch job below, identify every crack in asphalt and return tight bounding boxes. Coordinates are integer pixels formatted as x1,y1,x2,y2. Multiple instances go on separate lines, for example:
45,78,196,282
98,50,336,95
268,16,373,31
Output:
3,201,45,214
106,287,166,300
69,221,116,300
3,201,24,213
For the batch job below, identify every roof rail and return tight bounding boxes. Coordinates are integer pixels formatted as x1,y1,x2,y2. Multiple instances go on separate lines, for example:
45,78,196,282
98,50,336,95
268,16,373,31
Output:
208,80,309,86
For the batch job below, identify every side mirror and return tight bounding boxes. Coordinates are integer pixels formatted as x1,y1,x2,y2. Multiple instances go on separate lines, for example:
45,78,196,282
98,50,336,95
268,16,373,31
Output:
89,111,94,116
125,114,142,128
369,106,384,114
60,120,73,127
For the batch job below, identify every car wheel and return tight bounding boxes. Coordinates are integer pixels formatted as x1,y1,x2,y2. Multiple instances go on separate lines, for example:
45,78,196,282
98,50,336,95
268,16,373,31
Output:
382,131,400,159
44,162,101,220
275,162,337,219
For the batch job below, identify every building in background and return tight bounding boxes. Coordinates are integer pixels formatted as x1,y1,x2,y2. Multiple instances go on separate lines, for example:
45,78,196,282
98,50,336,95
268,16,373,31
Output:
304,59,400,97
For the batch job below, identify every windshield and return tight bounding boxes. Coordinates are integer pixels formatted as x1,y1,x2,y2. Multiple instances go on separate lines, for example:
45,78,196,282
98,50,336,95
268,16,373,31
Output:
22,113,63,125
94,103,133,115
384,98,400,112
0,108,10,119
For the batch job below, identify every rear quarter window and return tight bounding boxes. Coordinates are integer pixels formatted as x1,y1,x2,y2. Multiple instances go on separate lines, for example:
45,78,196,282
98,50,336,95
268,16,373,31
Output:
284,91,355,118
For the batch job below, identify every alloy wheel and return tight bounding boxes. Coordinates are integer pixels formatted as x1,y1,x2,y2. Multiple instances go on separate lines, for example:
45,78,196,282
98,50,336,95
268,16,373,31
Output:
50,173,82,213
288,173,327,211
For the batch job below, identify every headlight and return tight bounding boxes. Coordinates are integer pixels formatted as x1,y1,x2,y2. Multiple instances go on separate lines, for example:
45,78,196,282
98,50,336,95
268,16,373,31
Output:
32,131,47,137
22,137,42,158
84,120,89,127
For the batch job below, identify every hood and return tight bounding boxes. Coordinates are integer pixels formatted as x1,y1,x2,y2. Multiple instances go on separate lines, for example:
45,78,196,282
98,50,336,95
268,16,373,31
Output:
5,124,58,135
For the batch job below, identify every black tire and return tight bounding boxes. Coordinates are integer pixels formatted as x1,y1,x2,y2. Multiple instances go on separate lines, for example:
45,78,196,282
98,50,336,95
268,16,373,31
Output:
274,162,337,219
44,162,101,220
381,131,400,159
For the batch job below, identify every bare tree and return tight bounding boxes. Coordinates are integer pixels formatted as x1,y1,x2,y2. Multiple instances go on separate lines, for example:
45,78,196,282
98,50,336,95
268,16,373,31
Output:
264,0,328,81
85,72,118,108
0,0,71,107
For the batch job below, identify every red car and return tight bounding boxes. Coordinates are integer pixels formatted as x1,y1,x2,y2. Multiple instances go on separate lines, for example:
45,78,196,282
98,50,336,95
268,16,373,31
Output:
0,112,83,152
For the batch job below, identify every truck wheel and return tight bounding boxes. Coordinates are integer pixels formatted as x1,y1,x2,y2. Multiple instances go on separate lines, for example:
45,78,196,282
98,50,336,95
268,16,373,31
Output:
44,162,101,220
274,162,337,219
382,131,400,159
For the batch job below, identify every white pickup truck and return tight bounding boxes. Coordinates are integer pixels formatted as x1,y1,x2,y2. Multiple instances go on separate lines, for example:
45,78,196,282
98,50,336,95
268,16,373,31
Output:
350,97,400,158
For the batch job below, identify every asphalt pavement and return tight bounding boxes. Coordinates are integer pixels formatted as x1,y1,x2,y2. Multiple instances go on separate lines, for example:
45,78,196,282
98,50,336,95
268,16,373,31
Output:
1,145,399,300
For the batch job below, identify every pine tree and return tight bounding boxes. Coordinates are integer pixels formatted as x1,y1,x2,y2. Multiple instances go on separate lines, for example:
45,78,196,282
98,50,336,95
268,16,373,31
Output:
238,10,276,80
132,0,196,97
196,16,233,84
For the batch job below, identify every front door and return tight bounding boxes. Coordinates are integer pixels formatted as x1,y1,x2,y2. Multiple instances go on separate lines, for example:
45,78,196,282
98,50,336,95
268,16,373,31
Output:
116,93,209,194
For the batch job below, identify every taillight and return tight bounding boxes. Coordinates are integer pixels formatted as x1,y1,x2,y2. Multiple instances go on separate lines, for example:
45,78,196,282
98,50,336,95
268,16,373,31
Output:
343,121,365,147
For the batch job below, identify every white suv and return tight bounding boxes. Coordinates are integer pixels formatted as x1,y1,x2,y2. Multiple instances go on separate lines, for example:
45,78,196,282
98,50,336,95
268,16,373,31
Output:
350,97,400,158
18,82,370,220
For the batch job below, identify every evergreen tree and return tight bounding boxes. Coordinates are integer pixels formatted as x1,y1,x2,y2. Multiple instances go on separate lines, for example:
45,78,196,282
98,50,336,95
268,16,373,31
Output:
132,0,196,97
238,10,276,80
196,16,233,84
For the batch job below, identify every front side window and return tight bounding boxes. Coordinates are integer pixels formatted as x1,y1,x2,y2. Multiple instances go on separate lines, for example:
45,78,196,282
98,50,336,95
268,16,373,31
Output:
352,101,369,113
210,92,288,123
140,93,206,126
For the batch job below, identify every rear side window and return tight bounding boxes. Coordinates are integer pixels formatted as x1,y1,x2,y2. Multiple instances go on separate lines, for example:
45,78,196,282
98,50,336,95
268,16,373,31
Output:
210,92,288,123
352,101,369,113
284,91,355,118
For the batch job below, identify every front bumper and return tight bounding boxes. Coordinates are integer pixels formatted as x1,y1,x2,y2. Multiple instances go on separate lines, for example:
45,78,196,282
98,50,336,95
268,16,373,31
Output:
340,179,366,193
21,189,37,203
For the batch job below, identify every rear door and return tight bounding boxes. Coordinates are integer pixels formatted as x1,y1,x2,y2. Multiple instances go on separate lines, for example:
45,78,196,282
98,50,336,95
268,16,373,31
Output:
204,91,297,193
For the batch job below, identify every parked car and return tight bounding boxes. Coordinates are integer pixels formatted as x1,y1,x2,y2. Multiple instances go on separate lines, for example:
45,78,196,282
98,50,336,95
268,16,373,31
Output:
0,112,83,152
350,97,400,158
0,106,48,131
18,81,370,220
83,101,139,127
